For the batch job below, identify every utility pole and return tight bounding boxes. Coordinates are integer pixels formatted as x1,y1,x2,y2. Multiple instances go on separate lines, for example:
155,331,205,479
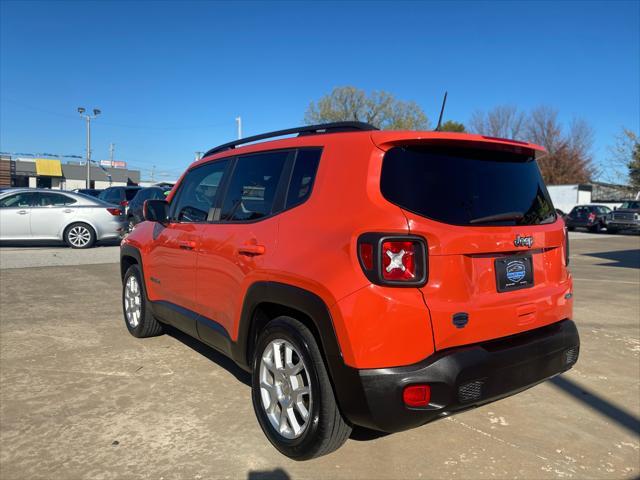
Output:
235,116,242,139
77,107,101,188
109,143,115,165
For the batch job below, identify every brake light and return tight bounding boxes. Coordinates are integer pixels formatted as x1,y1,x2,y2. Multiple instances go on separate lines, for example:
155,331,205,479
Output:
382,241,415,280
120,200,129,207
403,384,431,407
357,234,427,286
106,208,121,216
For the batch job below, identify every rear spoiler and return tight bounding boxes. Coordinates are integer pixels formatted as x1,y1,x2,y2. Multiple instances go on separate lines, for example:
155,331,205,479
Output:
370,131,546,159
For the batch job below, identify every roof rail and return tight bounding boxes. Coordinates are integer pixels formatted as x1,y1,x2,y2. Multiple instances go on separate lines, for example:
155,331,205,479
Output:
203,121,378,157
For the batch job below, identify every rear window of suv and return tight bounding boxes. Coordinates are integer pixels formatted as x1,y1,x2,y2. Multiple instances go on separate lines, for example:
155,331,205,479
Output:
380,146,556,226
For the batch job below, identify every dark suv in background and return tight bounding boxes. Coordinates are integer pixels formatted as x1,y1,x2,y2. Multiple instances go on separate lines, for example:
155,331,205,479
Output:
98,186,142,211
126,186,171,231
565,204,611,232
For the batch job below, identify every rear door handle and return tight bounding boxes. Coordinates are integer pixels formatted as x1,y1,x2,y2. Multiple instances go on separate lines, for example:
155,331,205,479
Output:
179,241,197,250
17,210,28,215
237,244,266,256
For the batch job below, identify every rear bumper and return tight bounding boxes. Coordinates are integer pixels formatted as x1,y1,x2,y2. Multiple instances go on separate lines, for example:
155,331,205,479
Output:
96,217,128,240
347,319,579,432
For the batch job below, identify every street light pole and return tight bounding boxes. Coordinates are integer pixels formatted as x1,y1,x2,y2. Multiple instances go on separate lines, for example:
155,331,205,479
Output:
235,116,242,139
77,107,101,188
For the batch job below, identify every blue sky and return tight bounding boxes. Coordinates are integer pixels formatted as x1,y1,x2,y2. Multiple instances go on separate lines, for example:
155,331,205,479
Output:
1,0,638,181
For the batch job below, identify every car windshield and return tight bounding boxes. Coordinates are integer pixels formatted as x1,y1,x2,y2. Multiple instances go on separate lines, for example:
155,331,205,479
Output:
620,201,640,209
380,146,556,226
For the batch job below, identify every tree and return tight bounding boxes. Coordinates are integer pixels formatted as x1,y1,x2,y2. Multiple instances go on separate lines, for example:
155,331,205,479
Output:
304,86,429,130
631,142,640,190
439,120,466,132
607,128,640,188
525,106,596,184
469,105,526,140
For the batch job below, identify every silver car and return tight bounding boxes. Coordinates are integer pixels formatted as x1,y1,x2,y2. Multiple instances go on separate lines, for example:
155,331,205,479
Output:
0,188,127,248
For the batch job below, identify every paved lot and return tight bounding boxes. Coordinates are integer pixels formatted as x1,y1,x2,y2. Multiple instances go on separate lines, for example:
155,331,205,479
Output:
0,233,638,479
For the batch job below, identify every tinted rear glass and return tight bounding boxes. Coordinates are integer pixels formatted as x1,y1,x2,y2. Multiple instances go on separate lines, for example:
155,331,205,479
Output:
380,146,556,226
125,188,141,200
99,188,122,203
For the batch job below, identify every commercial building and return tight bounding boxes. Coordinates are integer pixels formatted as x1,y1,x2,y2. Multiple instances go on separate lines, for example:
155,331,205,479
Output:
0,155,140,189
547,182,639,213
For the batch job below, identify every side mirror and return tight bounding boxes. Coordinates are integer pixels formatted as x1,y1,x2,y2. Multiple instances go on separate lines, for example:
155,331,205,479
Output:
144,199,169,225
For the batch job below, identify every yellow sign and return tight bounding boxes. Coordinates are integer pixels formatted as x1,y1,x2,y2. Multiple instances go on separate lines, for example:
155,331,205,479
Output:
35,159,63,177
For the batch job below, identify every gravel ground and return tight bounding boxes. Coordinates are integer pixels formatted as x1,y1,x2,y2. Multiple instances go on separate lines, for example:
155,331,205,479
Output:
0,233,638,479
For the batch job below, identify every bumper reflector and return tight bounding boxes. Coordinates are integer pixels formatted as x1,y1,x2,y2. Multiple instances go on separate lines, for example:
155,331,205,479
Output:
403,384,431,407
565,347,578,365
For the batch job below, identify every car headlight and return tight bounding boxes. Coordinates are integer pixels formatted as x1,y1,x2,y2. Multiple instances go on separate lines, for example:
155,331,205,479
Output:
634,213,639,221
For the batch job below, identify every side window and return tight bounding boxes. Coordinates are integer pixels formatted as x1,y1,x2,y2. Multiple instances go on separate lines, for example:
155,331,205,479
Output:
172,160,228,222
220,151,288,222
0,193,35,208
285,149,321,209
36,193,77,206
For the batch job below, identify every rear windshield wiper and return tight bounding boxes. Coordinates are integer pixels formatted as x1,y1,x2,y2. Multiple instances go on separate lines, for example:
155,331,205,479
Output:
469,211,524,224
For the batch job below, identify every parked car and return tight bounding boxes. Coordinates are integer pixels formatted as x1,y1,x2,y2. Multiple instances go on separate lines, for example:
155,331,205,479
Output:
126,186,171,231
72,188,103,198
120,122,579,459
98,186,142,213
0,188,127,248
565,204,611,232
607,200,640,234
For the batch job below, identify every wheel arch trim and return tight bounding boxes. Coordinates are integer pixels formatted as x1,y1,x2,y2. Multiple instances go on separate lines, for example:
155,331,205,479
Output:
232,281,370,427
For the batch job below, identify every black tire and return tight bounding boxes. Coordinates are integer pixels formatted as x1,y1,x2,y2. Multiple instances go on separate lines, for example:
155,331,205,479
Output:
567,226,575,232
251,316,351,460
607,227,619,234
64,222,96,249
122,264,163,338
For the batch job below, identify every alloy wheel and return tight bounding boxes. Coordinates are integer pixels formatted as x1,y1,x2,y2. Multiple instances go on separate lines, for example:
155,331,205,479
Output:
259,339,312,440
124,275,142,328
68,225,91,247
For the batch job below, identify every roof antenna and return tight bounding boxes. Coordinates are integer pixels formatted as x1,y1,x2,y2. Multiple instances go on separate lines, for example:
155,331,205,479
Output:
435,91,448,131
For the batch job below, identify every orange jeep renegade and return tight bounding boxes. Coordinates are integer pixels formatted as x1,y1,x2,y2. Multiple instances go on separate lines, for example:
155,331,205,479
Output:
121,122,579,460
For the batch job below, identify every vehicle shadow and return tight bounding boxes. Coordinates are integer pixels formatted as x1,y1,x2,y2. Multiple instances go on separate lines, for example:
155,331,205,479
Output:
584,249,640,269
247,468,290,480
165,325,251,387
550,375,640,436
166,324,391,442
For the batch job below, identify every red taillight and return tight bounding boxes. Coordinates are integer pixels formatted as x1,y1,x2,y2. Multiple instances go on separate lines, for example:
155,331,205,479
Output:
359,243,374,270
106,208,121,216
357,234,427,286
382,241,416,281
403,384,431,407
120,200,129,207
